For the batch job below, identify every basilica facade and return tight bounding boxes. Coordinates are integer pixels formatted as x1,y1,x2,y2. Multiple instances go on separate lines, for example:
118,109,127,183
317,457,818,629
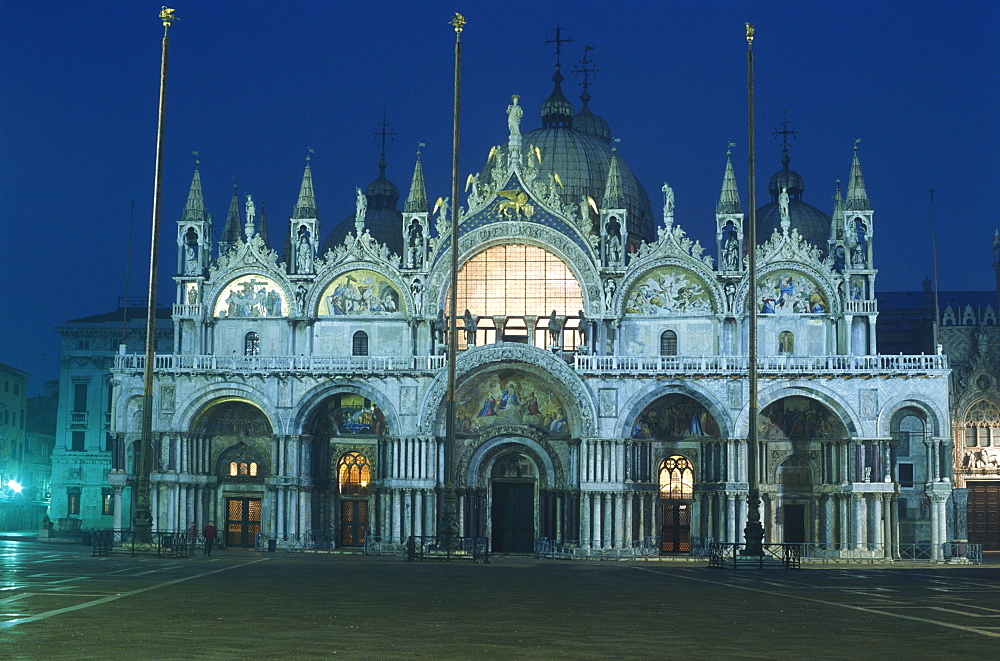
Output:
109,65,957,558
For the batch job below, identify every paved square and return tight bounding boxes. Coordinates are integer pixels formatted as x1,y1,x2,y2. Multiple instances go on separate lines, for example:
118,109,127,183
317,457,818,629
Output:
3,540,999,659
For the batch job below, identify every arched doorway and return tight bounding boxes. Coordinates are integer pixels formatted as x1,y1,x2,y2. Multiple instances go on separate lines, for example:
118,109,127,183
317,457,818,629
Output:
337,452,371,547
490,453,537,553
658,455,693,553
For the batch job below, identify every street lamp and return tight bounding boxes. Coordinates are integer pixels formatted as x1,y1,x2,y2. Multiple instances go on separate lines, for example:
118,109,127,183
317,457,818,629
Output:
7,479,23,494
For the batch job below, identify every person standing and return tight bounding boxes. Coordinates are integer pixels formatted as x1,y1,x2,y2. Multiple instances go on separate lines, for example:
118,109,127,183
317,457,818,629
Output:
203,521,217,556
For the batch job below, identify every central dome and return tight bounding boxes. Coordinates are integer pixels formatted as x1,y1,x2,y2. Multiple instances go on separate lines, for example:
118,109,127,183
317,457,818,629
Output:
479,66,655,241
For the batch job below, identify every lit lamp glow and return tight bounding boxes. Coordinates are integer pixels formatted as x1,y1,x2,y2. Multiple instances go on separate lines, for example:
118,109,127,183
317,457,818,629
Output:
7,480,23,494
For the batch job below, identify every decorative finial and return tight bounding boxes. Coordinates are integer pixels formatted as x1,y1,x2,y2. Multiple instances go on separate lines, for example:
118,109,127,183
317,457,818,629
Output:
546,24,573,67
192,150,199,167
727,141,736,156
160,7,177,28
306,147,314,162
745,22,755,45
450,13,466,33
854,138,862,150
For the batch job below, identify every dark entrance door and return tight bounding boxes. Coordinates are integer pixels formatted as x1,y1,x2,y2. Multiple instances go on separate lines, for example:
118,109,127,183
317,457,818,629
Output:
784,504,806,544
660,502,691,553
225,497,261,548
491,481,534,553
340,499,369,547
968,481,1000,550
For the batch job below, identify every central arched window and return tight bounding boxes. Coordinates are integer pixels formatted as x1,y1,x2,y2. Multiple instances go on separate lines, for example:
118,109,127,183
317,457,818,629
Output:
244,332,260,356
452,244,582,319
660,330,678,356
778,331,794,355
338,452,371,496
659,455,693,499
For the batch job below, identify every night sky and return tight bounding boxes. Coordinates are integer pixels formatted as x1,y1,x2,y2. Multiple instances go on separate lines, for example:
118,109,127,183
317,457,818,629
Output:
1,1,996,392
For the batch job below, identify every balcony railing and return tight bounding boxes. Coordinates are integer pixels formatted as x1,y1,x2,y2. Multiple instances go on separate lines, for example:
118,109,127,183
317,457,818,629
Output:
113,352,947,378
574,353,948,375
846,299,878,313
114,353,446,375
70,411,89,425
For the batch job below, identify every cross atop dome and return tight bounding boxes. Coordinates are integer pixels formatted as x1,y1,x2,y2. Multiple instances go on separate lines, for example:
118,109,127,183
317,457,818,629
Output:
545,23,573,66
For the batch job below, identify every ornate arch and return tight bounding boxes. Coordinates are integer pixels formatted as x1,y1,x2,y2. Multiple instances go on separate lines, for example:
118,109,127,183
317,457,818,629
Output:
878,395,948,438
310,262,409,318
419,343,595,438
173,384,281,435
735,383,859,439
619,383,731,439
617,258,722,316
290,379,399,437
735,261,840,317
425,223,602,319
207,269,294,319
459,432,561,489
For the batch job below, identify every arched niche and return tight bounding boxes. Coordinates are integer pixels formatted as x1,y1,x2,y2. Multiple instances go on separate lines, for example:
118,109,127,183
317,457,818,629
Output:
455,367,572,438
213,274,289,318
317,268,404,316
630,393,723,441
306,392,389,437
759,395,848,441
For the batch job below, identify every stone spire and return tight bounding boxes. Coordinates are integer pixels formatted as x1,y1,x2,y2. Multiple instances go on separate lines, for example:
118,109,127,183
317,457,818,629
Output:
219,182,243,253
829,178,843,241
293,156,318,219
716,147,742,214
404,146,429,213
601,147,625,209
182,162,206,223
845,142,870,211
258,202,270,249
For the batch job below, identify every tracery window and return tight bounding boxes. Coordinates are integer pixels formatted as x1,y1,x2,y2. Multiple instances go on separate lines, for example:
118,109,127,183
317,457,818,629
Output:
659,455,693,499
352,331,369,356
244,332,260,356
964,400,1000,447
338,452,371,496
228,461,259,477
660,330,678,356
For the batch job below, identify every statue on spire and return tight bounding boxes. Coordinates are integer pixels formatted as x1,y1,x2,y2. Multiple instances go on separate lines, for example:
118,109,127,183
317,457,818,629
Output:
507,95,523,137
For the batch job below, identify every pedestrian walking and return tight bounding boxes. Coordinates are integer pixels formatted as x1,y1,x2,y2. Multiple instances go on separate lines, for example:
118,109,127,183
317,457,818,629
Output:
203,521,217,556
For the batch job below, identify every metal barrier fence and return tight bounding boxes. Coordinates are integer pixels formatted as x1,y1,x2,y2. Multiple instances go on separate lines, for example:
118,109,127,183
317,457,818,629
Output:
364,535,408,556
535,537,661,560
709,542,801,569
92,529,199,558
405,536,490,563
789,542,982,564
254,530,335,552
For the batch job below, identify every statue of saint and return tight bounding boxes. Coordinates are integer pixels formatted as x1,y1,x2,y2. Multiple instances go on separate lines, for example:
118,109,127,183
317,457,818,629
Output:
604,278,617,313
355,188,367,222
778,186,790,219
662,183,674,214
507,95,523,136
410,278,425,317
246,195,256,225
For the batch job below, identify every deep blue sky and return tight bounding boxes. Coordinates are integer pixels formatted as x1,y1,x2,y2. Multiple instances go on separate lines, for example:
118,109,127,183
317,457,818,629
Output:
2,1,997,392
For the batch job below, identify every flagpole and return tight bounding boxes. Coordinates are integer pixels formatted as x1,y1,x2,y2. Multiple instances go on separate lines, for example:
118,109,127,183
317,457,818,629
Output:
440,12,465,541
135,7,176,542
743,22,765,556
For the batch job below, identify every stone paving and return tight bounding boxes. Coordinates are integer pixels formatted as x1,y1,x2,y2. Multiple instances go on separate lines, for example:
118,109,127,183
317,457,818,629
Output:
2,538,999,660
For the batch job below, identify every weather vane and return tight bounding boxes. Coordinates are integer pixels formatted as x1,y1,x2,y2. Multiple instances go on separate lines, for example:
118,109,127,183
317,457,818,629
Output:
160,6,177,27
573,45,599,95
745,22,755,45
450,13,465,33
546,24,573,66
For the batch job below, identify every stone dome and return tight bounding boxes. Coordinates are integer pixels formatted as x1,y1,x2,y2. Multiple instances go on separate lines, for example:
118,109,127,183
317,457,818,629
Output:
755,148,831,251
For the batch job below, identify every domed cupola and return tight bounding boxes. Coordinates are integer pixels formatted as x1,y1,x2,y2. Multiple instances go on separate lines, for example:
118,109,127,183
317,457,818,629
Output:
541,64,575,128
365,152,400,209
768,148,805,199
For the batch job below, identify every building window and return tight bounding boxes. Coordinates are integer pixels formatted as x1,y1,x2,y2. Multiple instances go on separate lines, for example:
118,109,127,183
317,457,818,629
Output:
71,431,85,451
67,489,81,515
962,400,1000,449
73,383,88,412
244,332,260,356
778,331,794,355
338,452,371,496
898,463,914,488
352,331,369,356
658,455,693,499
229,461,258,477
893,410,926,456
660,330,678,356
101,488,114,516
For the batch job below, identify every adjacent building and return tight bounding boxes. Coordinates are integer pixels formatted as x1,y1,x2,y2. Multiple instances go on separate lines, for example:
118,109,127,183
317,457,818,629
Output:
48,302,172,532
0,363,30,530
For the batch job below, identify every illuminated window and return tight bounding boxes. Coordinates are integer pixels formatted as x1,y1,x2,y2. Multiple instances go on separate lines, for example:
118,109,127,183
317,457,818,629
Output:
338,452,371,496
244,332,260,356
452,245,583,345
101,488,114,516
229,461,238,476
67,488,81,515
660,330,678,356
659,455,693,499
352,331,369,356
249,462,258,477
